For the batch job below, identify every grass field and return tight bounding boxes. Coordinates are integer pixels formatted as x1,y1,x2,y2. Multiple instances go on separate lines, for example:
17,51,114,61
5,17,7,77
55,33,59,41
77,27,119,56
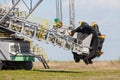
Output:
0,61,120,80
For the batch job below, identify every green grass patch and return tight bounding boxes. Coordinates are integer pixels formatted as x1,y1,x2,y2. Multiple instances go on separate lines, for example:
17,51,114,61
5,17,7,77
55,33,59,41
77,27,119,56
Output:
0,69,120,80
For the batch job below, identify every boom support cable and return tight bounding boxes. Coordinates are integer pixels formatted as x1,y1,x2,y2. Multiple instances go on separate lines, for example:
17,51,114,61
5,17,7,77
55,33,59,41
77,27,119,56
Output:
56,0,63,22
69,0,75,29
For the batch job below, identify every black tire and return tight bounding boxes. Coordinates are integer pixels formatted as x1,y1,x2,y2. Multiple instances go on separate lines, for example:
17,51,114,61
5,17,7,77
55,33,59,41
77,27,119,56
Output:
0,60,3,70
1,61,33,70
24,61,33,70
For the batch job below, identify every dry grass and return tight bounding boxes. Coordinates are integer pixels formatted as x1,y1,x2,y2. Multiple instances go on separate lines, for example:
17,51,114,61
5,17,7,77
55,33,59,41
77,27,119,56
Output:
33,61,120,71
0,61,120,80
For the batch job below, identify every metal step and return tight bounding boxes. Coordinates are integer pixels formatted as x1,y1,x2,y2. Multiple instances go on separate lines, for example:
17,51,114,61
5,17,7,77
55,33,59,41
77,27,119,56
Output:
35,55,49,69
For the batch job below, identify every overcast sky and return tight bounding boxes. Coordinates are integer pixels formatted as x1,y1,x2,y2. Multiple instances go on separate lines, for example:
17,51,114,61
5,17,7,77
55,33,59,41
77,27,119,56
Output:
0,0,120,61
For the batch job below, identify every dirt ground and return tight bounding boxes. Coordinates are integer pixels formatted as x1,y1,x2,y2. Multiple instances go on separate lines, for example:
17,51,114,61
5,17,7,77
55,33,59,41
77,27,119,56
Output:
33,61,120,71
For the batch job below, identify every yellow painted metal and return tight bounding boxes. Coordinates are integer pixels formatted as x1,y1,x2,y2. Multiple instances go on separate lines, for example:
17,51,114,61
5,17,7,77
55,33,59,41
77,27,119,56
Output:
28,15,55,28
91,22,97,26
38,19,48,39
9,20,22,32
33,45,48,61
29,41,34,52
99,35,106,39
56,21,62,28
14,11,27,18
0,32,10,37
29,42,48,60
79,21,82,26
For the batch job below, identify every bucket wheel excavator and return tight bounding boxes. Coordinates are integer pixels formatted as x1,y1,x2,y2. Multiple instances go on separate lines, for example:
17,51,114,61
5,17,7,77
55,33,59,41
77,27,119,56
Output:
0,0,105,70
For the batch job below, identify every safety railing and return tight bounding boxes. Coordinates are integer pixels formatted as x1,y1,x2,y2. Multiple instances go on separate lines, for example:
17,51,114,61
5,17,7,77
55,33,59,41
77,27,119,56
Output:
0,7,90,54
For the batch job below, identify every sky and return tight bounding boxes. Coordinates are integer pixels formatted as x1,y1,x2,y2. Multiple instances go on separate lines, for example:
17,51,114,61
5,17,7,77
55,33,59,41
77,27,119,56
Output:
0,0,120,61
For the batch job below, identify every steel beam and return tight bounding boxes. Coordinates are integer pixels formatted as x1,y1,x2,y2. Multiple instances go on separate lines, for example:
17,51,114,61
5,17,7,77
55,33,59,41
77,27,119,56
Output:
0,0,20,23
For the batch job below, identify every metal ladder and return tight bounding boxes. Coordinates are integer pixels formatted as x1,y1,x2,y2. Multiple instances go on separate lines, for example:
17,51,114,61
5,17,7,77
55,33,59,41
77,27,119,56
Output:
35,55,49,69
32,45,49,69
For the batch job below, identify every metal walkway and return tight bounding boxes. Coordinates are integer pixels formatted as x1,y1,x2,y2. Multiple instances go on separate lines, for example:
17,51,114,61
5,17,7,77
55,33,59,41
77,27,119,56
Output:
0,7,87,54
